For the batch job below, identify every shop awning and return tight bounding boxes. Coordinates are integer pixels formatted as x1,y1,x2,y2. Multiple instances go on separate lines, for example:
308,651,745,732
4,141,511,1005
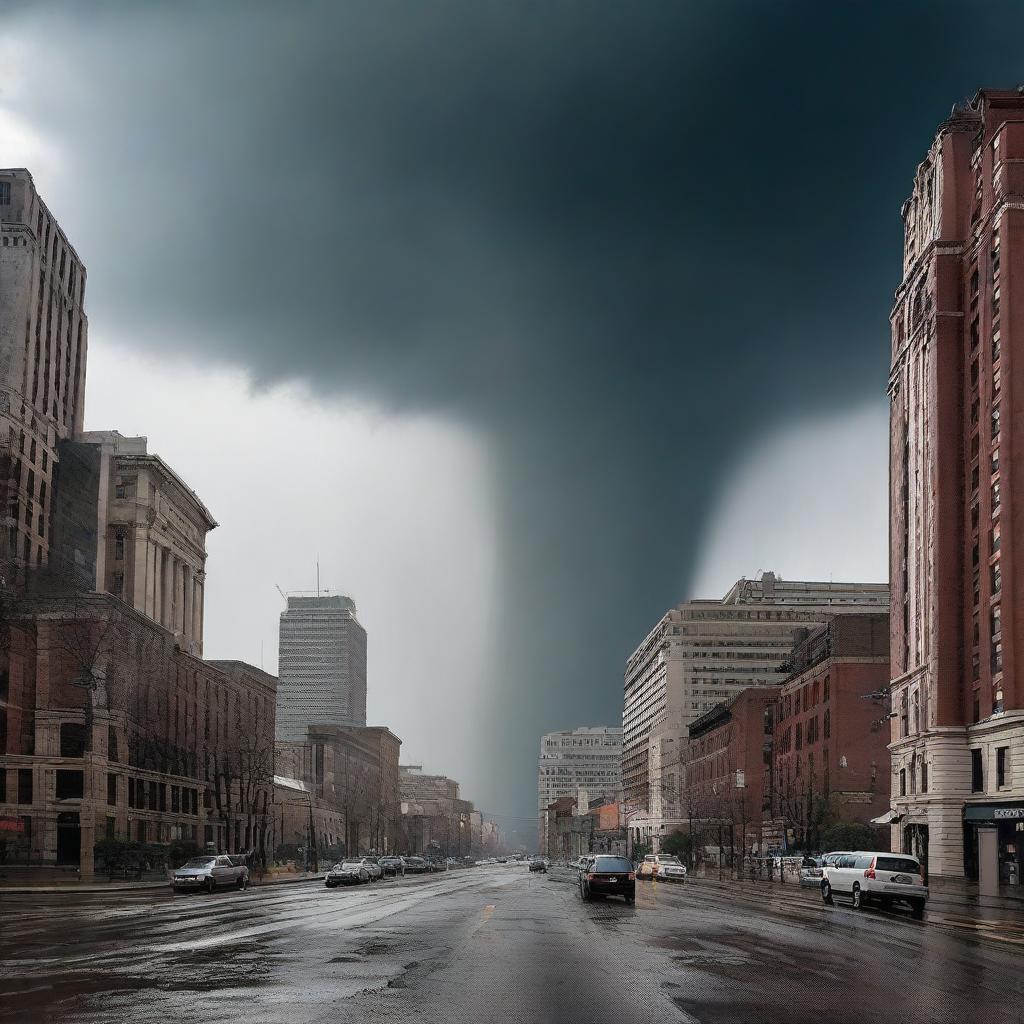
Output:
964,803,1024,823
870,809,902,825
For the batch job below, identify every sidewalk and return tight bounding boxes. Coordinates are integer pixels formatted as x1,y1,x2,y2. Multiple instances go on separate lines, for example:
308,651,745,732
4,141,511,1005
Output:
685,869,1024,921
0,870,327,894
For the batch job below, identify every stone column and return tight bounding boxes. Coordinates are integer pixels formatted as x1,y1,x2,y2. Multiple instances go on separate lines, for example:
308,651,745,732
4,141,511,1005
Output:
183,564,193,645
145,540,157,618
195,579,204,653
152,544,162,623
131,527,148,613
161,549,173,629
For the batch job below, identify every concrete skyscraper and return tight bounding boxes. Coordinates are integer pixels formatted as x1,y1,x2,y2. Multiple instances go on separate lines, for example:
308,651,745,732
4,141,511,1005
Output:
0,169,89,573
888,90,1024,883
275,594,368,741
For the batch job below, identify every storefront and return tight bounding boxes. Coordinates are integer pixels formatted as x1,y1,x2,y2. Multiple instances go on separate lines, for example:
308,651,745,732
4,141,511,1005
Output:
963,803,1024,885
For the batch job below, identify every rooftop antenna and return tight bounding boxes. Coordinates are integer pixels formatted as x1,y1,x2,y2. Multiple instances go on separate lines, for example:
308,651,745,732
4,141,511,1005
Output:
316,560,320,598
274,584,287,606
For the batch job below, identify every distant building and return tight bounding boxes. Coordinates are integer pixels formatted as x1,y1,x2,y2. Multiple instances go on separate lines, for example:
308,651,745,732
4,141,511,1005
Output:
275,723,401,855
763,613,891,851
399,765,477,857
888,90,1024,883
537,726,622,855
0,169,89,575
623,572,889,825
275,594,367,741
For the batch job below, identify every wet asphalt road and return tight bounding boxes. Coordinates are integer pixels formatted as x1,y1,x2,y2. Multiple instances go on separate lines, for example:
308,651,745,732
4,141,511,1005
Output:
2,864,1023,1024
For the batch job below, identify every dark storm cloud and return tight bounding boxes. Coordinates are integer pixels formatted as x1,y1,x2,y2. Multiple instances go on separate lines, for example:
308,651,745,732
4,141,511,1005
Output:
7,0,1024,823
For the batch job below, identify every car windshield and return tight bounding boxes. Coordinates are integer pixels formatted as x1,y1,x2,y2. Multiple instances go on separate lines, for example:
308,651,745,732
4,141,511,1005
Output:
659,857,682,865
341,863,363,870
182,858,216,868
592,858,632,872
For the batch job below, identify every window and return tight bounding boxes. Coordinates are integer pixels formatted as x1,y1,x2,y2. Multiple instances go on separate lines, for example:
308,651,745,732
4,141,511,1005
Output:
107,773,117,806
973,694,981,724
108,726,118,762
992,561,1002,594
921,761,928,794
912,690,920,733
992,328,1001,361
55,770,84,800
991,604,1002,639
17,769,33,804
824,709,831,739
971,748,984,792
823,677,830,702
59,722,86,758
992,639,1003,675
992,404,1001,440
106,817,116,839
0,182,9,206
991,448,1000,474
992,521,1002,552
111,572,124,596
114,533,125,560
899,769,907,796
991,481,1001,512
900,692,909,736
997,747,1008,789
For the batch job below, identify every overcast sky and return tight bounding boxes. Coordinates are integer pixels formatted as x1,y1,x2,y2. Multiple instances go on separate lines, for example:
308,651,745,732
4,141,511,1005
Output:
3,1,1022,830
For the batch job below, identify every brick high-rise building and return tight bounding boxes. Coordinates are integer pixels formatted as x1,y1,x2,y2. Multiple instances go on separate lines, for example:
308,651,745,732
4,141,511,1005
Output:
889,90,1024,883
0,170,88,574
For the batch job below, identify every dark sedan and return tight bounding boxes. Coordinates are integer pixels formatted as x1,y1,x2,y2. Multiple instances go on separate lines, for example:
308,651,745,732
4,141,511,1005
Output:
579,856,635,904
403,856,430,874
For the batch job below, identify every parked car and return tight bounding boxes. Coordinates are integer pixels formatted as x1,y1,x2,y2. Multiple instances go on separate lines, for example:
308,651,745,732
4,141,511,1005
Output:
426,858,447,872
325,861,370,886
403,856,430,874
356,857,383,881
497,857,508,864
822,851,928,919
656,858,687,883
799,856,824,888
378,856,406,877
172,855,249,894
529,856,547,873
636,854,684,881
579,855,635,904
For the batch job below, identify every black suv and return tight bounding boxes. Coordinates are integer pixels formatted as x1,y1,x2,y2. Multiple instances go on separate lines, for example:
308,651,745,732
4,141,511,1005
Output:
579,855,635,903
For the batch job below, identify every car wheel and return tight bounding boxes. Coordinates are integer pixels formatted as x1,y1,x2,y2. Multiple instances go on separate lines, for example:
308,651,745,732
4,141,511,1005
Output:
236,875,246,891
625,895,635,904
205,878,216,895
852,883,863,910
821,881,834,905
911,899,925,920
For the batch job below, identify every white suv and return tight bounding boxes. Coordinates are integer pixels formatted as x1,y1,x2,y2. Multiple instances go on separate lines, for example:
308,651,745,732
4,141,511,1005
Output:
821,851,928,919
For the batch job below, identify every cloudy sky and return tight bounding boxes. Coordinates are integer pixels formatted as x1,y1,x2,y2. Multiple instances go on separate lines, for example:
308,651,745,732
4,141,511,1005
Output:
2,1,1021,831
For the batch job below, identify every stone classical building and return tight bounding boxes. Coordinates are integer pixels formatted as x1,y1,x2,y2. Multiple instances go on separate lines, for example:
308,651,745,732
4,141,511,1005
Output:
276,723,401,855
888,90,1024,884
0,593,276,879
623,573,889,827
0,169,88,576
74,432,216,656
763,614,891,851
276,595,367,740
537,726,622,855
269,773,346,869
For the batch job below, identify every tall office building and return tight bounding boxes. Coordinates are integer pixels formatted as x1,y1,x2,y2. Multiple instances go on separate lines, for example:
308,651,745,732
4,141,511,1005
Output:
889,90,1024,882
0,169,88,573
623,572,889,819
537,726,623,852
276,594,367,740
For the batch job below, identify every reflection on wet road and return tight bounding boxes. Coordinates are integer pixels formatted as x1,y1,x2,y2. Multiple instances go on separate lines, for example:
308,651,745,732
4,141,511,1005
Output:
1,865,1022,1023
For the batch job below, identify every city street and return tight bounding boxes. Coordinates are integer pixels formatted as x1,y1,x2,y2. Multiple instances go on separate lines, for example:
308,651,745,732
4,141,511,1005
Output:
2,864,1022,1024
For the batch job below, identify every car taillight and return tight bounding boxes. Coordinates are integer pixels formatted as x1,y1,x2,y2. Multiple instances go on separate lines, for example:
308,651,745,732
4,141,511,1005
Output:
864,857,876,880
586,873,596,881
628,872,635,881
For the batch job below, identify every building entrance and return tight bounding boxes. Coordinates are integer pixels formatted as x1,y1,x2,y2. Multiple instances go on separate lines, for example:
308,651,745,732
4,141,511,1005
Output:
56,812,81,866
